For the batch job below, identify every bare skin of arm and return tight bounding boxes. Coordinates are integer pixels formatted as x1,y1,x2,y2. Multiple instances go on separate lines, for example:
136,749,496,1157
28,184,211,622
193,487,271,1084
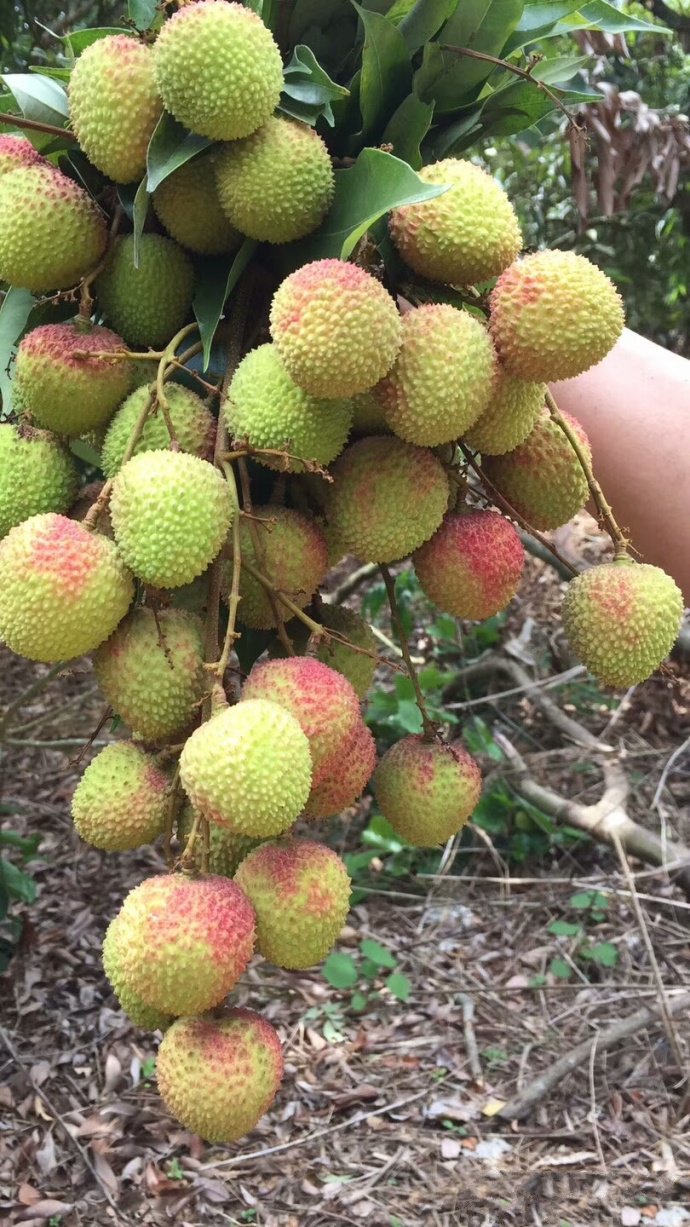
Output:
551,328,690,603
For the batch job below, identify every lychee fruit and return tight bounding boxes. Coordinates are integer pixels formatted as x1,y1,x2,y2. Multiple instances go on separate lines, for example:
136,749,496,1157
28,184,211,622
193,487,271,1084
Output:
71,741,170,851
483,408,591,531
463,369,546,456
225,504,328,629
413,510,524,620
102,923,172,1031
101,384,215,477
0,163,106,291
313,603,377,699
152,152,241,255
0,134,45,177
373,735,482,846
96,234,194,349
304,718,376,820
0,424,77,539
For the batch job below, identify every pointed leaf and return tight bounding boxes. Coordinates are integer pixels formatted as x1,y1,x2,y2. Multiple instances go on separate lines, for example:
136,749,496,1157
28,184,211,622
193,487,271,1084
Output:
280,44,349,127
398,0,460,52
193,239,257,369
1,73,70,126
352,3,412,141
381,92,434,168
561,0,668,33
0,287,35,416
64,28,129,57
416,0,523,109
146,112,213,193
128,0,159,30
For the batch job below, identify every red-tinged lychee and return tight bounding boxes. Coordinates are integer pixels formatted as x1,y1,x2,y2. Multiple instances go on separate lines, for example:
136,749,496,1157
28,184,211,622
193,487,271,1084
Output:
562,559,683,688
0,513,134,663
0,134,46,177
234,838,351,969
304,718,376,820
178,804,259,877
224,504,328,629
71,741,170,851
270,259,402,398
413,510,524,620
463,369,546,456
326,436,450,563
104,874,256,1017
313,603,377,699
483,408,590,531
373,736,482,846
0,163,107,291
102,923,172,1031
489,250,625,381
92,608,206,744
157,1009,283,1143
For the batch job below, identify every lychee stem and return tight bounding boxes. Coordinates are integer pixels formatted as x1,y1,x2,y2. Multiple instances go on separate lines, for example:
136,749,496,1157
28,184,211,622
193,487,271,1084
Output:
380,565,437,741
236,454,295,656
212,461,242,682
78,202,123,322
440,44,579,131
155,323,200,446
163,763,182,870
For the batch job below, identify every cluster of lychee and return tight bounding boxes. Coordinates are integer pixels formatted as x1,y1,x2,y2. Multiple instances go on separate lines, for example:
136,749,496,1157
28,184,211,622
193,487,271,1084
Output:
0,0,684,1147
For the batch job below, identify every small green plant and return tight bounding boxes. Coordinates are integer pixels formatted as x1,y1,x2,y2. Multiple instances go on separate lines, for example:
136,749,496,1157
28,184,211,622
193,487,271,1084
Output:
140,1056,157,1082
301,1002,347,1044
322,938,411,1014
547,890,618,979
0,816,41,972
166,1157,185,1181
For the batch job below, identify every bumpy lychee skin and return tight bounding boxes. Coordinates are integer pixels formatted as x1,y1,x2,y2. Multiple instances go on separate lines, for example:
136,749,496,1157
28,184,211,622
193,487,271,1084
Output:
225,344,352,473
464,369,546,456
0,163,106,291
235,838,351,969
93,608,206,743
0,135,45,176
483,408,590,532
0,514,133,663
390,158,522,286
13,322,134,437
0,424,77,538
215,117,334,244
105,874,256,1017
111,451,232,589
313,604,377,699
68,35,163,183
374,736,482,846
224,504,328,629
102,923,172,1031
157,1010,283,1143
180,699,312,837
71,742,170,851
96,234,194,349
153,0,283,141
304,718,376,820
153,152,241,255
179,804,259,878
327,436,450,563
489,250,625,381
101,384,215,478
374,304,494,446
270,260,402,398
414,510,524,621
562,560,683,688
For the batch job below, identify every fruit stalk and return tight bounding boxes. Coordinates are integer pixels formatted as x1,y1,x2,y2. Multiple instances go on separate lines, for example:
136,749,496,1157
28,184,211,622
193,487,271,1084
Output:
380,564,437,740
545,389,628,556
237,454,295,655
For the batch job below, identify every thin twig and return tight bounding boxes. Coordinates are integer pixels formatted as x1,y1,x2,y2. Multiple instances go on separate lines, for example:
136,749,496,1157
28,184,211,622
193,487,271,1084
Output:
440,44,578,129
0,111,74,138
0,661,67,739
459,994,483,1083
652,733,690,812
380,565,437,739
546,389,628,555
236,456,294,654
588,1033,607,1174
212,462,242,681
79,203,123,321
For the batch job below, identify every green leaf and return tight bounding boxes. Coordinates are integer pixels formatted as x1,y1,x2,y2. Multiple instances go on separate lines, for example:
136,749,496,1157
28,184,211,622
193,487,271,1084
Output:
1,73,70,127
528,54,590,84
131,177,150,261
398,0,460,53
0,287,35,416
360,957,381,980
128,0,159,30
193,239,257,369
280,45,350,127
561,0,667,34
0,858,37,904
416,0,523,110
396,699,424,733
361,814,405,852
69,439,102,468
569,889,608,910
65,28,129,58
323,951,359,989
548,957,572,979
547,920,583,937
146,112,213,194
352,3,412,142
350,990,369,1012
381,92,434,168
386,971,411,1001
360,938,397,968
514,0,582,32
583,941,618,967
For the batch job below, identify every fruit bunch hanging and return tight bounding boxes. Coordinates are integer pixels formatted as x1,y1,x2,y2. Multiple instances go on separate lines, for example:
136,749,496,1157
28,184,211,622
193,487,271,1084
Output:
0,0,684,1146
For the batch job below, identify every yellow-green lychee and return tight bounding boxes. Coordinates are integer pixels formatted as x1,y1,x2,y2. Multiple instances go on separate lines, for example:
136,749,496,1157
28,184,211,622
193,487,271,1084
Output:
270,259,402,398
489,250,625,380
413,510,524,620
104,873,256,1016
101,384,215,478
374,735,482,846
156,1010,283,1143
96,234,194,349
0,424,77,538
327,436,449,563
110,451,232,588
68,35,163,183
312,603,377,699
71,741,170,851
389,158,522,286
180,698,312,837
13,322,134,437
0,134,46,177
152,152,242,255
463,368,546,456
178,804,259,877
234,838,351,969
303,718,376,820
93,608,206,743
0,513,133,663
374,304,494,446
562,559,683,688
224,504,328,629
225,343,352,472
483,408,591,531
102,923,172,1030
153,0,283,141
215,116,334,244
0,163,106,291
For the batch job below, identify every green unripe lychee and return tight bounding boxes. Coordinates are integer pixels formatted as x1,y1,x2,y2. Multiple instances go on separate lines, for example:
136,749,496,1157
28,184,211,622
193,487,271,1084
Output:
463,369,546,456
102,923,172,1031
327,436,449,563
225,343,352,472
413,510,524,620
13,323,134,437
0,164,106,291
389,158,522,286
157,1010,283,1143
152,152,242,255
215,116,334,244
224,504,328,629
313,603,377,699
178,804,259,877
234,838,351,969
101,384,215,478
0,514,133,663
105,873,256,1016
489,250,625,381
93,608,206,744
270,259,402,398
68,35,163,184
71,741,170,851
374,735,482,846
483,408,591,531
153,0,283,141
96,234,194,349
562,559,683,688
110,451,233,588
0,424,77,539
0,134,45,177
374,304,494,446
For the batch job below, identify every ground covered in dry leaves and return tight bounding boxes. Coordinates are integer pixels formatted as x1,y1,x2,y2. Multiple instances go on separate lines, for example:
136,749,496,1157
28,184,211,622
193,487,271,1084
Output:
1,536,690,1227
